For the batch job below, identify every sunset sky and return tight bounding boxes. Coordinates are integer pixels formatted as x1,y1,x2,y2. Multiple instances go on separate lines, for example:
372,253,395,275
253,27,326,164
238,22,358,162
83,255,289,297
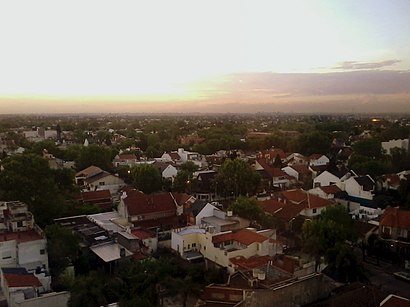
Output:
0,0,409,113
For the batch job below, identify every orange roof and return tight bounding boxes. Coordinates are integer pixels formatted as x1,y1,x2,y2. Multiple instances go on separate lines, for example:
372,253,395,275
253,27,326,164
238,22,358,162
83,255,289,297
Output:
381,295,410,307
124,190,176,216
380,207,410,229
319,185,342,194
117,154,137,160
131,228,156,240
4,273,42,288
257,159,287,178
229,255,272,270
75,165,103,178
80,190,111,201
212,229,268,246
290,165,311,175
281,189,334,209
274,203,305,222
259,199,286,215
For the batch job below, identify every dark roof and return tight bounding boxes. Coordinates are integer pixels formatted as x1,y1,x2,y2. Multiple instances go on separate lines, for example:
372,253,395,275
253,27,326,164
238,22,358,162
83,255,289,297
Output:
80,190,112,201
354,176,374,191
187,199,208,217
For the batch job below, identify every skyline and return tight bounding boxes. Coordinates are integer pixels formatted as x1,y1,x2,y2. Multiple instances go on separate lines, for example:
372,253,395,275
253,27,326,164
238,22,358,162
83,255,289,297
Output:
0,0,410,114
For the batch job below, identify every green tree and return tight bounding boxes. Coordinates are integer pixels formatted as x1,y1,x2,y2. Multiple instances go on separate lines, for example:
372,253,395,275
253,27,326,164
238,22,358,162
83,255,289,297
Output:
75,144,115,171
229,196,263,221
215,159,260,198
302,205,364,281
45,224,80,277
173,170,193,193
132,164,162,194
0,154,66,225
352,138,382,159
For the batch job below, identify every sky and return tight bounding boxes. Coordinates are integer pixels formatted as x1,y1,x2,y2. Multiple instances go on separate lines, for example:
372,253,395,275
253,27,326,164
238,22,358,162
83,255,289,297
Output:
0,0,409,114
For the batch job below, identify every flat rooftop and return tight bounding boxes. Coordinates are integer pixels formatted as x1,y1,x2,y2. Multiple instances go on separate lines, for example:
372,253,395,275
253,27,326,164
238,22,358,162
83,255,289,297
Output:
0,230,43,243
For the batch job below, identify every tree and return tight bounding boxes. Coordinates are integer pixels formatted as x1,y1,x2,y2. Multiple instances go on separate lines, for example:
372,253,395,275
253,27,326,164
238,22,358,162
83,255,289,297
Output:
75,144,115,171
352,138,382,159
301,205,364,281
173,170,193,193
0,154,66,225
273,154,283,168
228,196,263,221
45,224,80,277
132,164,162,194
215,159,260,198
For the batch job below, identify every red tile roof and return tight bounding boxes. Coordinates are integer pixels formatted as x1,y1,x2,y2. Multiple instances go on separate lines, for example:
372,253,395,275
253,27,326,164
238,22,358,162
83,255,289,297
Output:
290,165,311,175
117,154,137,160
274,203,306,222
171,193,193,206
4,273,42,288
230,255,271,270
380,207,410,229
381,295,410,307
80,190,112,201
257,149,286,160
131,228,156,240
319,185,342,194
200,285,244,304
124,190,176,216
212,229,268,246
257,159,287,178
169,152,181,160
259,199,286,215
281,189,334,209
75,165,103,178
0,230,43,243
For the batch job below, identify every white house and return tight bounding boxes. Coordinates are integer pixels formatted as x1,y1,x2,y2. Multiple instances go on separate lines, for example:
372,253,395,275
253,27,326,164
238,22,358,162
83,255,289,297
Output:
312,169,353,188
308,154,330,167
76,165,126,193
171,227,282,273
342,175,375,201
0,202,49,272
382,138,409,155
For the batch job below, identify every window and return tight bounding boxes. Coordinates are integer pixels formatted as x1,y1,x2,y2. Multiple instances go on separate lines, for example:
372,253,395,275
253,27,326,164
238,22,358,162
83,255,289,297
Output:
17,221,23,227
99,181,105,186
40,249,46,255
192,243,196,247
2,251,11,259
313,209,317,214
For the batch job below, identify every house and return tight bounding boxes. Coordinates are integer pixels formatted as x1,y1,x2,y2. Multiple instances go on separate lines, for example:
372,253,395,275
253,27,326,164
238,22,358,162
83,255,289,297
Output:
308,185,346,200
77,190,113,210
380,294,410,307
308,154,330,167
281,165,311,182
255,159,290,190
186,201,219,226
200,209,250,233
382,138,409,155
0,201,49,272
131,228,158,254
279,189,336,218
75,165,126,193
313,168,352,188
192,170,218,201
378,173,402,191
1,268,45,307
256,148,287,164
152,161,178,180
161,148,203,167
112,153,138,167
171,227,282,273
284,153,308,166
117,189,189,231
379,207,410,258
342,175,375,206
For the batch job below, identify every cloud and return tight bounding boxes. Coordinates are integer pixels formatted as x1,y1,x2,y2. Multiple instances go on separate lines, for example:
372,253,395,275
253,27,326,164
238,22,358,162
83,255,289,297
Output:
333,59,401,70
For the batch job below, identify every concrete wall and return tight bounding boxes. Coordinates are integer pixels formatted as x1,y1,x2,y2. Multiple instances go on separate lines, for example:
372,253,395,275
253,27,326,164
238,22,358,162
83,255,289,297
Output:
0,240,18,268
313,171,340,188
245,273,335,307
18,239,48,272
15,291,70,307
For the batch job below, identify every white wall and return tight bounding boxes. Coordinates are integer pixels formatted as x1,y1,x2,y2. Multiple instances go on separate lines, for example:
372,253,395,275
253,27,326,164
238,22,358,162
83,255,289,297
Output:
163,165,177,179
196,204,219,225
15,291,70,307
313,171,340,188
18,239,49,272
382,139,409,155
281,166,299,180
310,155,329,166
0,240,18,268
344,177,373,200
